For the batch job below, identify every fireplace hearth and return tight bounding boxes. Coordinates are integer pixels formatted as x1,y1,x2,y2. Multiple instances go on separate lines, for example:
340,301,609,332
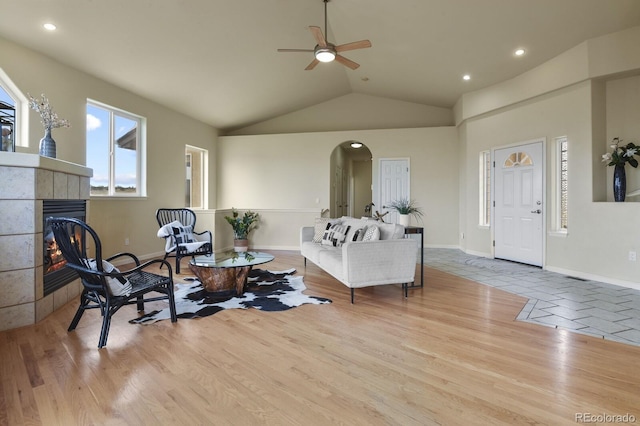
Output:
43,200,86,296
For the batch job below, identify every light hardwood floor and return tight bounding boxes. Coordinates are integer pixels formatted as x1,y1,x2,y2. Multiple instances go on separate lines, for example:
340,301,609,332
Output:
1,250,639,425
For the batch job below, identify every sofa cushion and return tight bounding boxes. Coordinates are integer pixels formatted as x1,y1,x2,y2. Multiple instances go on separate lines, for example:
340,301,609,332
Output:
376,222,404,239
339,216,404,240
351,227,367,242
341,217,370,241
86,259,132,297
313,218,339,243
362,225,380,241
317,248,344,280
321,223,351,247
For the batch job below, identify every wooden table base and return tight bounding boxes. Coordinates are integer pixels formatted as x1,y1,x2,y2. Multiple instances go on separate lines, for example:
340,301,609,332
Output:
189,264,251,295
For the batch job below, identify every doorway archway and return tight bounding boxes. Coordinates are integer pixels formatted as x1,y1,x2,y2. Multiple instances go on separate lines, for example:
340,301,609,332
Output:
329,141,373,218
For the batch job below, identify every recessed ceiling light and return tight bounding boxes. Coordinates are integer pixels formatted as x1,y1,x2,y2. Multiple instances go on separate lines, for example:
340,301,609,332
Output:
514,48,526,56
43,23,57,31
463,74,471,81
350,141,363,148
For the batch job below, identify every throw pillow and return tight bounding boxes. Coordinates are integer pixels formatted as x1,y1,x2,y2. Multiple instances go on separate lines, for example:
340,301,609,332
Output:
313,218,337,243
352,227,367,242
172,224,195,245
321,223,351,247
362,225,380,241
86,259,132,297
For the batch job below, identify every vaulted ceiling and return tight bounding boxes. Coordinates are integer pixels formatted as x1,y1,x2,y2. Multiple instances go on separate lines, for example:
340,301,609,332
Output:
1,0,640,133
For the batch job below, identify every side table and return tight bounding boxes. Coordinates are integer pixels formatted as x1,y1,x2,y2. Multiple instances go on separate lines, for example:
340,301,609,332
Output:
404,226,424,287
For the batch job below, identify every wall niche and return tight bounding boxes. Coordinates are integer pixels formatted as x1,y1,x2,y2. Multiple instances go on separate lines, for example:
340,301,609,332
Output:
595,74,640,202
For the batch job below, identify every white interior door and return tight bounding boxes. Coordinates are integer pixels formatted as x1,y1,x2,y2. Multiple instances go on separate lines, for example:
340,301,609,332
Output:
379,158,409,223
493,141,544,266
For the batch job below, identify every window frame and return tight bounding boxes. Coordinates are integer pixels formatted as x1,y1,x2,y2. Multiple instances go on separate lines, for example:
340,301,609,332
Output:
86,99,147,197
555,136,568,233
479,150,491,227
0,67,29,149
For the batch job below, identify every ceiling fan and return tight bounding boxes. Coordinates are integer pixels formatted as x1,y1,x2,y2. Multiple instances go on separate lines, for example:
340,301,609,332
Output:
277,0,372,70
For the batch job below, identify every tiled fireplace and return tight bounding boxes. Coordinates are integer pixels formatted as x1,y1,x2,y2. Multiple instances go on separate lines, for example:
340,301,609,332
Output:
0,153,91,332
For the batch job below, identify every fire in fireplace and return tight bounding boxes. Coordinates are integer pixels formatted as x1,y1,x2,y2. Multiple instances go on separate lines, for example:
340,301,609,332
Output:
43,200,87,296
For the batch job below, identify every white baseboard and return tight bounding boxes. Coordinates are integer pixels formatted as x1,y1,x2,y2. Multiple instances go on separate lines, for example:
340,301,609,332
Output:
109,251,165,267
545,265,640,291
463,248,492,258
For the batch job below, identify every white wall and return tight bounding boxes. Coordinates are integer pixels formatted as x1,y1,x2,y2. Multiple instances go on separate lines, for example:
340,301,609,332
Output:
456,25,640,287
606,75,640,200
0,36,218,258
218,127,459,249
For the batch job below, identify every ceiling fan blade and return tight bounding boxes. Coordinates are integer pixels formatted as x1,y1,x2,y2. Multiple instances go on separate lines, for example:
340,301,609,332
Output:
335,40,372,53
309,26,327,47
335,54,360,70
305,58,320,70
277,48,315,53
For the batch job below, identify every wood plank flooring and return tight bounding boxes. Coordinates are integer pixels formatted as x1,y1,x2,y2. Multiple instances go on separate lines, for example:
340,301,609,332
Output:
1,250,639,425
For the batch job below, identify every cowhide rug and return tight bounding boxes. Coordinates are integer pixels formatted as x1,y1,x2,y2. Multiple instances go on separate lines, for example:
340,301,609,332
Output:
130,268,331,324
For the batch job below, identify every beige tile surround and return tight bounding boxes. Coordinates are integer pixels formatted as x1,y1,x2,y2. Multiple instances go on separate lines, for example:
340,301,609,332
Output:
0,153,91,332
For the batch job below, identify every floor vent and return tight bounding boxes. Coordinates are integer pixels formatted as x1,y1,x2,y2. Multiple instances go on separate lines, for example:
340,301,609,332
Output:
566,276,587,281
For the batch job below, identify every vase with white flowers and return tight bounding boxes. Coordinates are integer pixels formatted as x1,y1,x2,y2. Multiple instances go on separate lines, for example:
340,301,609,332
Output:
28,93,71,158
602,137,640,202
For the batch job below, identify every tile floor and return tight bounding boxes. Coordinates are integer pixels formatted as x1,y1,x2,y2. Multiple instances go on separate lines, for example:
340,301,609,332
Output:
423,248,640,347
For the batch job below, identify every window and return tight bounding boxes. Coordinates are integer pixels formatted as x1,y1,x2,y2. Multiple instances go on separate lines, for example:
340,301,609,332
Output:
86,100,146,196
0,86,15,152
0,68,28,151
504,151,533,167
479,150,491,226
185,145,208,209
557,136,568,231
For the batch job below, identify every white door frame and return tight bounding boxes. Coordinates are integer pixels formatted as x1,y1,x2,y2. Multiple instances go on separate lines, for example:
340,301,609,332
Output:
378,157,410,223
491,138,546,267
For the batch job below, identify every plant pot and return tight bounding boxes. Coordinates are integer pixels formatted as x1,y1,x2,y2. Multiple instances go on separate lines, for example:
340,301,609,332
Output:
398,214,410,227
234,238,249,252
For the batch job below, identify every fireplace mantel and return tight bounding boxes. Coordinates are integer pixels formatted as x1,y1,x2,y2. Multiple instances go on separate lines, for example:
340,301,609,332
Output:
0,152,92,177
0,153,92,332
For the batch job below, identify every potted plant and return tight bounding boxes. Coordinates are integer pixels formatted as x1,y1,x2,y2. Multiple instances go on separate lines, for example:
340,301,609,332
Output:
387,198,423,226
224,208,259,252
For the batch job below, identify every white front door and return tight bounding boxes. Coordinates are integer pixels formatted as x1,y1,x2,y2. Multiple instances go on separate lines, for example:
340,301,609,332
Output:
379,158,409,224
493,141,544,266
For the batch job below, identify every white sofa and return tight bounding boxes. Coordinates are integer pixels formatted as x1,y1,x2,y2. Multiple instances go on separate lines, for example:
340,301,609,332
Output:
300,217,418,303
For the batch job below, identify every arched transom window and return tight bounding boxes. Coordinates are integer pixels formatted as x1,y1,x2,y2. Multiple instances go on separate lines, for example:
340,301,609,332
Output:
503,152,533,167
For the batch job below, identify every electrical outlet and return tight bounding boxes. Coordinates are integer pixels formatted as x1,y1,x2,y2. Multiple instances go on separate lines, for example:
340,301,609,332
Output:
125,237,130,246
629,251,636,262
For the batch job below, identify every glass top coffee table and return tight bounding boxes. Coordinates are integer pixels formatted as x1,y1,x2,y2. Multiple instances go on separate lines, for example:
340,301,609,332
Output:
188,251,274,295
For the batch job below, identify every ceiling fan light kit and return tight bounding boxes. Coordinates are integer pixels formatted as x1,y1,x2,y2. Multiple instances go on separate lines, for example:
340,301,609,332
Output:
315,45,336,62
278,0,371,70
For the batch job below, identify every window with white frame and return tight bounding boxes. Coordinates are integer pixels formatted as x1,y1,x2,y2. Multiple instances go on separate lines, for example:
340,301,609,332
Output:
0,69,27,151
86,100,146,196
479,150,491,226
0,86,15,152
557,136,568,231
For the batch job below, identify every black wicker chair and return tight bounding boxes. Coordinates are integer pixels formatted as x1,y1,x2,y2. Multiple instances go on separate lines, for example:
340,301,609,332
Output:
156,208,212,274
46,217,177,348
